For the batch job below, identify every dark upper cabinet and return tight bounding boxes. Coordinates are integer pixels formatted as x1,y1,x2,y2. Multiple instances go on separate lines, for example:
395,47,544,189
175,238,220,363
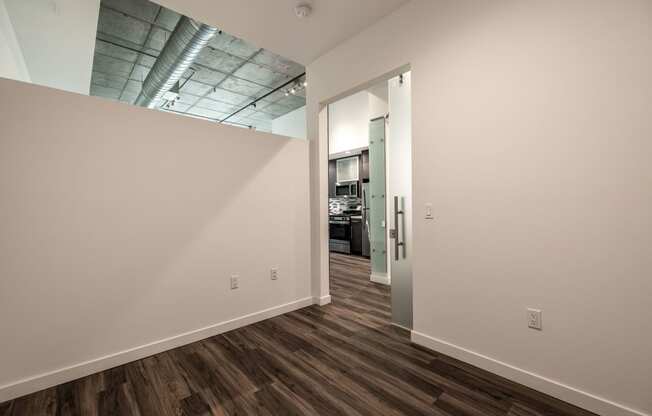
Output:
330,152,368,197
361,150,369,182
329,160,337,197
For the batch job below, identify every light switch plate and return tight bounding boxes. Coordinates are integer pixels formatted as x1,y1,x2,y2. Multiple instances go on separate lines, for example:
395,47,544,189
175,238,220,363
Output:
425,203,434,220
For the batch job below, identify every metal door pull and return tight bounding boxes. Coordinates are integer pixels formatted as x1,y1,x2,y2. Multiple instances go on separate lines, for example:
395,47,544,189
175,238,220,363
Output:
392,196,405,261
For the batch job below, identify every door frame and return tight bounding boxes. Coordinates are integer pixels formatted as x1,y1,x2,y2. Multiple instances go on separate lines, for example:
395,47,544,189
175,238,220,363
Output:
317,64,412,307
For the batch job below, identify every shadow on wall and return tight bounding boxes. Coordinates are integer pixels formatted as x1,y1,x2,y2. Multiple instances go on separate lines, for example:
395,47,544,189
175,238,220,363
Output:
0,78,311,390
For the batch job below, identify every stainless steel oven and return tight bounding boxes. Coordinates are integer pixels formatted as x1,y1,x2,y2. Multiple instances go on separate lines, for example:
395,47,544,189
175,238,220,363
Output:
329,215,351,254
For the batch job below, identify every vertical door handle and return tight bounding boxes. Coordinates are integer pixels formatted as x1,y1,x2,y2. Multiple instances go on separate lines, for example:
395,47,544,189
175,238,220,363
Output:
393,196,405,261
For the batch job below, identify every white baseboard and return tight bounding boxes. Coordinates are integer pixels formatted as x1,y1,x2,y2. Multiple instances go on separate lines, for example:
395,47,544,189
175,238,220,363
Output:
391,322,412,332
0,297,314,403
370,272,390,285
411,330,649,416
313,294,332,306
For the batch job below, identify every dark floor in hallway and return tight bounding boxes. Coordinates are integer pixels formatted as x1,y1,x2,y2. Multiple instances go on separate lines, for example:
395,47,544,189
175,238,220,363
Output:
1,253,597,415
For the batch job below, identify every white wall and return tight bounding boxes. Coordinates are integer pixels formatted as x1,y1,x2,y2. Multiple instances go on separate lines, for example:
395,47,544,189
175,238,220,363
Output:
0,0,29,82
3,0,99,95
328,88,388,156
368,82,388,120
272,105,306,139
307,1,652,415
0,78,312,401
328,91,370,155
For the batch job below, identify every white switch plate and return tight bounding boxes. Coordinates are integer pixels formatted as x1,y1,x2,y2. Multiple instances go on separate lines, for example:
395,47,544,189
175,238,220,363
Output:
425,203,434,220
527,308,542,330
270,268,279,280
230,275,239,290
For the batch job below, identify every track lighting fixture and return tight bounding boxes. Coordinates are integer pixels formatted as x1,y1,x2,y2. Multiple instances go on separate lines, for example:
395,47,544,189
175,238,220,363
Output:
281,78,307,98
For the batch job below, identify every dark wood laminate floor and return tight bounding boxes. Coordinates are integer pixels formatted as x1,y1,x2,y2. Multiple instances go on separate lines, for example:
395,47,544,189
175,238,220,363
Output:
1,253,597,416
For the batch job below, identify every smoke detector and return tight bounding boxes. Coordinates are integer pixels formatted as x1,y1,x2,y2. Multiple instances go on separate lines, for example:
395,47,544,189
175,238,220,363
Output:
295,3,312,19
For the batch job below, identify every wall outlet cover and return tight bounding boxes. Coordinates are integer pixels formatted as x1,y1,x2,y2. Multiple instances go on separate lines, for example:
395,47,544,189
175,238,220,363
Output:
527,308,542,330
270,268,279,280
230,275,239,290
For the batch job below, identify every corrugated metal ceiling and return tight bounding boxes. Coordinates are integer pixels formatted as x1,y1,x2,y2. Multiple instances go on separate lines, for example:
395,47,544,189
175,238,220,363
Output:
90,0,306,132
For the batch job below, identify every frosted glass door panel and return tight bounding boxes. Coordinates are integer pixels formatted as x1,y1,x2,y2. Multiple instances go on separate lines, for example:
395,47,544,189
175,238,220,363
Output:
388,72,413,329
369,117,387,276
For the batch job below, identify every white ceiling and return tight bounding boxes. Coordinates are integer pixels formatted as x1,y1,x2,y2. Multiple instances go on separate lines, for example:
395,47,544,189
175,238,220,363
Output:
156,0,411,65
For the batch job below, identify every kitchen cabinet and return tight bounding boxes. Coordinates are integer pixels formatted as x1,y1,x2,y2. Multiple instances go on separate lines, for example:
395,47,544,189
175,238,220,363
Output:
350,217,363,255
329,152,368,198
336,157,359,182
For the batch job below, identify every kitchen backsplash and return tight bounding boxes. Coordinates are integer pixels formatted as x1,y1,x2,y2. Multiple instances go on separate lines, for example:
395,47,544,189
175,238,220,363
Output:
329,197,362,215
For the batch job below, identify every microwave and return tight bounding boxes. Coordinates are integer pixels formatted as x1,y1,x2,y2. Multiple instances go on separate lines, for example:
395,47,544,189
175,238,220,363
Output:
335,182,358,197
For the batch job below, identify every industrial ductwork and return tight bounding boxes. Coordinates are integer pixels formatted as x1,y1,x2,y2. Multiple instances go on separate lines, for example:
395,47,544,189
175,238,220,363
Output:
135,17,217,109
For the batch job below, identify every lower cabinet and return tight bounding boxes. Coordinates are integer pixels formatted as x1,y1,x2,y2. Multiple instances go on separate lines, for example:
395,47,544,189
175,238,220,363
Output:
350,217,363,255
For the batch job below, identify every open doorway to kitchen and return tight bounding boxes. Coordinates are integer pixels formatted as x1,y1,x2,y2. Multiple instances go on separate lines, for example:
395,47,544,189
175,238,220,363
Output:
327,71,413,330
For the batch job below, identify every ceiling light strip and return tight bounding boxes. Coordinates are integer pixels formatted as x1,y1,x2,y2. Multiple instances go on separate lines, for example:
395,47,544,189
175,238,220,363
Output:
219,72,306,124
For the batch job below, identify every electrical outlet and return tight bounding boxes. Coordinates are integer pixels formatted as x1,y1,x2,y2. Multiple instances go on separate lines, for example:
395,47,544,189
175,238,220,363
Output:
270,268,279,280
527,308,542,330
230,275,239,290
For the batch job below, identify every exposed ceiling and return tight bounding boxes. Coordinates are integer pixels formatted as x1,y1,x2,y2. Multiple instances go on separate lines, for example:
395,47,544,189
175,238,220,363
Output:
157,0,412,65
90,0,307,132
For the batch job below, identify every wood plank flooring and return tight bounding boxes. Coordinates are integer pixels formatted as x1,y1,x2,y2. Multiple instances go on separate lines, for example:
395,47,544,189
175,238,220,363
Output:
1,253,597,415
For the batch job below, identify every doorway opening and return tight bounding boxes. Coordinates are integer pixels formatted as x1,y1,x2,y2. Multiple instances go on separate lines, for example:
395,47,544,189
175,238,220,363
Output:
326,71,413,330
